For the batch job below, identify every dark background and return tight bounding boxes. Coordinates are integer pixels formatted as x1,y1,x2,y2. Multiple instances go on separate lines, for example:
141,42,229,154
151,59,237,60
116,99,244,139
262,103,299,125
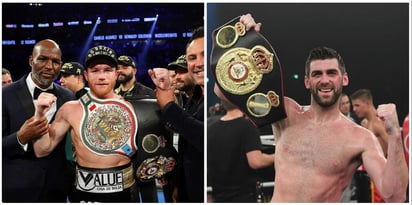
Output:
2,3,203,88
207,3,410,128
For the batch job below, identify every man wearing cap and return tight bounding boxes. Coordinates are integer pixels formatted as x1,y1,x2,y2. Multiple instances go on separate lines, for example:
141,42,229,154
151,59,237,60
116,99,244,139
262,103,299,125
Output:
149,27,205,202
167,55,196,107
31,45,139,202
115,55,155,99
60,62,89,99
2,39,75,202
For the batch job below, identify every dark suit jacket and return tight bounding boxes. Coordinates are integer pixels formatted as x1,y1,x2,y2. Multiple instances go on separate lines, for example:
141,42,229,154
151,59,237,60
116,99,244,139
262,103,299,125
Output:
2,74,75,202
161,85,204,202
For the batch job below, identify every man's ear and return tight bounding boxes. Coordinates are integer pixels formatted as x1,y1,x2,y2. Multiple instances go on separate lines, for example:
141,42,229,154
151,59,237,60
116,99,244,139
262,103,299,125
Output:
304,75,310,90
342,72,349,86
29,55,33,67
84,71,89,82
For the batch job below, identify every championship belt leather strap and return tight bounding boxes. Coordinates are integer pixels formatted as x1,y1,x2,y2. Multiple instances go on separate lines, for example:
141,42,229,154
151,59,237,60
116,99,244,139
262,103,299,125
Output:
211,16,287,127
79,93,138,158
126,98,177,181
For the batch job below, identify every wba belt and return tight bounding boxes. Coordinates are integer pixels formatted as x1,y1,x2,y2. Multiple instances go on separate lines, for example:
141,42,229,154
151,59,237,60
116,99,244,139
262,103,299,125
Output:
75,163,135,193
211,16,287,127
126,98,178,181
79,93,138,158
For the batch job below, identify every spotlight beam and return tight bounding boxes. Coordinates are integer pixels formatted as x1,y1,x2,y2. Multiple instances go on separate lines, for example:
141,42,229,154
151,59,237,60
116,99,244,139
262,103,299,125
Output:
78,17,101,64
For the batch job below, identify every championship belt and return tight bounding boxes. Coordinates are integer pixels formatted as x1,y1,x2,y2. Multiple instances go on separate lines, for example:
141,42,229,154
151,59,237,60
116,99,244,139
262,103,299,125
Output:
210,16,287,127
126,98,178,181
79,93,138,158
75,163,135,193
135,155,176,181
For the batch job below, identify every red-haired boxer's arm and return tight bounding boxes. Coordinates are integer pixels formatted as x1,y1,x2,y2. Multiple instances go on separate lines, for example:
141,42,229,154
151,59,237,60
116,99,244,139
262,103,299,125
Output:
33,92,70,157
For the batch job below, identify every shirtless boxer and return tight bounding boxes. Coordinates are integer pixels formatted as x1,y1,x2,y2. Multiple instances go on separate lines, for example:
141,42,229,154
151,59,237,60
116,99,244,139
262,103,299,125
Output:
33,45,138,202
214,13,408,202
351,89,389,156
351,89,390,202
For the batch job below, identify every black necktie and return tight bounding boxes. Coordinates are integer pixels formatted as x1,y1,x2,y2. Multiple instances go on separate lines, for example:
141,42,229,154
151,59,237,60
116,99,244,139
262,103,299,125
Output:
33,87,56,99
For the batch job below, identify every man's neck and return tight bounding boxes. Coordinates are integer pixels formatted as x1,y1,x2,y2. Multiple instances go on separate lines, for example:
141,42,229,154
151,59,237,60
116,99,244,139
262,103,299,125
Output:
310,103,342,123
220,109,244,121
120,79,135,91
365,107,377,121
74,84,85,93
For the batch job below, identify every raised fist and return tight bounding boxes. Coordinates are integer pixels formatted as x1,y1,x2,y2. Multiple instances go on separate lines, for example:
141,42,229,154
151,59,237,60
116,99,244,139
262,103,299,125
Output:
35,92,57,120
240,13,262,32
148,67,171,90
377,103,400,137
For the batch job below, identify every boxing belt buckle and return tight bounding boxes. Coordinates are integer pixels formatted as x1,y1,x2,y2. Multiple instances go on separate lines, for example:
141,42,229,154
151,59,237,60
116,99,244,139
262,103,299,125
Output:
141,134,166,154
211,16,287,127
75,163,135,193
136,155,176,181
79,93,138,158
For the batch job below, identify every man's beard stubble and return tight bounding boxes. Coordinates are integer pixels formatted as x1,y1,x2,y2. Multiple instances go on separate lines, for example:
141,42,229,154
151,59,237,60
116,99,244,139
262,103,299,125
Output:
311,85,342,108
117,73,133,85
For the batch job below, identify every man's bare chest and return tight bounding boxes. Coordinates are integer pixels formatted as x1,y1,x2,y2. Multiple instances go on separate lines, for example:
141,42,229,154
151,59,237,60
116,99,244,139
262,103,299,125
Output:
276,123,361,174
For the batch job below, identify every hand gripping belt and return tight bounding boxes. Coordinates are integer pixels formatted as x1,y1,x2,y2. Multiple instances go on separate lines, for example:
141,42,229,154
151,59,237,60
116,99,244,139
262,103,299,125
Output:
210,16,287,127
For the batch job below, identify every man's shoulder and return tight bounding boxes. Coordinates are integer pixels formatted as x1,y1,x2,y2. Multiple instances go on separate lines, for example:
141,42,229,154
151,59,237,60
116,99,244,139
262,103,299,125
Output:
134,82,153,90
2,75,26,92
60,100,82,116
351,122,376,140
133,82,154,93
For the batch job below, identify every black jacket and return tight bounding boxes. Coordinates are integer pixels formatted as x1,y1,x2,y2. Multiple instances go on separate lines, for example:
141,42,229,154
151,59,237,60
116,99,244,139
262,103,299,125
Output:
2,74,75,202
161,85,204,202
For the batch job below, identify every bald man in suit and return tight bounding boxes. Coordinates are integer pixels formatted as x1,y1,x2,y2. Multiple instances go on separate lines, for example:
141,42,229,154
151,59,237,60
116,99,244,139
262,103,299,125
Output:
2,39,75,202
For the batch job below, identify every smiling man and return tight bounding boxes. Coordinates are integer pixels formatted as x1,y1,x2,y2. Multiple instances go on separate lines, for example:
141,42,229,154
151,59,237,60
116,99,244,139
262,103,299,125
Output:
212,14,408,203
148,27,205,202
32,45,140,202
2,39,75,202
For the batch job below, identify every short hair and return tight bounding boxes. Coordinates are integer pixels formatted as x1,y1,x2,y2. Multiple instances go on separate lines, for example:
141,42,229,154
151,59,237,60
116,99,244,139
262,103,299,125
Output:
305,46,346,76
186,26,204,48
351,89,373,103
2,68,11,75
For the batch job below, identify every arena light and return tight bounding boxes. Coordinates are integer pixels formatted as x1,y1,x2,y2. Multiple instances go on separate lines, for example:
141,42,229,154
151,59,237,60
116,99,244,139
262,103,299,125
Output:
144,15,158,22
121,18,140,22
182,32,192,38
138,34,152,39
20,40,36,45
5,24,17,28
107,19,118,24
53,22,64,27
140,14,158,68
2,40,16,45
105,35,117,40
78,16,101,63
93,35,104,40
68,21,79,26
83,20,92,25
154,33,178,38
124,34,137,39
21,24,34,28
38,23,49,28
